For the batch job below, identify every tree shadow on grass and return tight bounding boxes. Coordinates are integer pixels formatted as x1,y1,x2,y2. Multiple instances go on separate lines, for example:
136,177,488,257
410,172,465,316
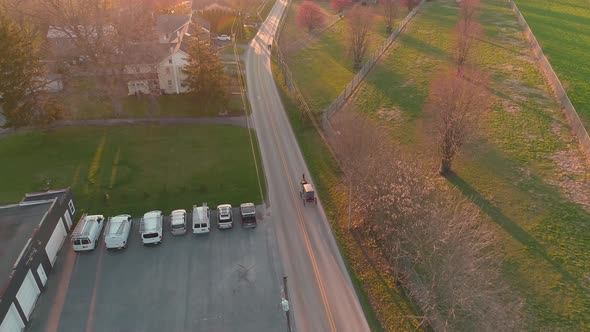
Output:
447,173,583,289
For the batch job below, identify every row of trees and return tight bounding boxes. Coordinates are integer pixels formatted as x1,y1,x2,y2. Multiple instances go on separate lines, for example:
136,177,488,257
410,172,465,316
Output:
427,0,490,175
296,0,404,69
330,111,523,330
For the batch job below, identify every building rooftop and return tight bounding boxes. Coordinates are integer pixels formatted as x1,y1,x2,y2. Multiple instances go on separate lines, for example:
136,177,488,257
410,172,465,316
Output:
0,201,54,288
156,14,191,35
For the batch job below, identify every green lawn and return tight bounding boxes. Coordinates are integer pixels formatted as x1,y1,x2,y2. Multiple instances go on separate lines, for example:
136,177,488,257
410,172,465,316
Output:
282,1,403,112
62,78,243,120
0,125,264,217
345,0,590,329
515,0,590,129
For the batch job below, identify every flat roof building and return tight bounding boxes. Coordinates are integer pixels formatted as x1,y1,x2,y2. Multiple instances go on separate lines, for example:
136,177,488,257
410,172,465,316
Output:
0,189,75,331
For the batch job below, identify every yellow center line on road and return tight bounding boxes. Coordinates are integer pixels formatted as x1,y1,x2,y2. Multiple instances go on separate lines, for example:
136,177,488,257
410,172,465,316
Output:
258,59,337,331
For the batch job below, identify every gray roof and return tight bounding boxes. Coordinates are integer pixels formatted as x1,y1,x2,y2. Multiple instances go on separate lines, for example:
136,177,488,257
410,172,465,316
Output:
22,189,69,204
123,43,173,65
192,0,231,11
0,201,53,286
156,14,190,35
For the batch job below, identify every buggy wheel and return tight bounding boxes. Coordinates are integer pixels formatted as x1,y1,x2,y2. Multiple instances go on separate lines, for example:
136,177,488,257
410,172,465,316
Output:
315,198,317,205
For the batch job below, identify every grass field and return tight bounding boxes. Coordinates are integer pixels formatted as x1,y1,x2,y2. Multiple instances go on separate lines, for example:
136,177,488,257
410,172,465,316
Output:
62,79,244,120
515,0,590,129
344,0,590,329
0,125,264,217
281,1,404,112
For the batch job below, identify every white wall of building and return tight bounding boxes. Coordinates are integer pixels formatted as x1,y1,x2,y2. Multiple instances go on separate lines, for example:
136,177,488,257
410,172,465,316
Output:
157,50,189,94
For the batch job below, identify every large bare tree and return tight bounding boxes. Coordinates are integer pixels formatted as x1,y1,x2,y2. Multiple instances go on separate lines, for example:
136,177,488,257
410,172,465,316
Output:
425,69,491,175
38,0,157,116
454,0,481,75
329,110,523,330
381,0,399,34
296,0,325,34
346,6,372,69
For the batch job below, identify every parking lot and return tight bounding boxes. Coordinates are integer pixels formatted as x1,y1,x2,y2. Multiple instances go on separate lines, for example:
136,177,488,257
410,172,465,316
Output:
28,207,286,332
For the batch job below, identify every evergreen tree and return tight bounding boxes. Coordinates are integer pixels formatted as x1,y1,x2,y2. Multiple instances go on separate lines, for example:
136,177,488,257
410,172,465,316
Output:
182,36,228,108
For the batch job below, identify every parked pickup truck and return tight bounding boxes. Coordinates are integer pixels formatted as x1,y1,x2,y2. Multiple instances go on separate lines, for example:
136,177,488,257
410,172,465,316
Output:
240,203,256,228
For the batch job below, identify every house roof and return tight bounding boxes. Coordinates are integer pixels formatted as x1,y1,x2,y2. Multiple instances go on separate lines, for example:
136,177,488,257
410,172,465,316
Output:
0,201,52,289
192,0,231,11
0,189,71,289
123,43,174,65
156,14,191,35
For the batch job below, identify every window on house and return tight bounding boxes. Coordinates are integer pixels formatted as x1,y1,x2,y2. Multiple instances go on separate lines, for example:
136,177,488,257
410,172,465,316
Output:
167,80,172,87
168,59,173,64
68,199,75,215
135,66,140,73
165,68,171,74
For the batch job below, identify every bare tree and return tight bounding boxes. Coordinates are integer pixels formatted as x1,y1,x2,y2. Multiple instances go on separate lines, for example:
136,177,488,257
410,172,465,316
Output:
380,0,399,34
38,0,157,116
454,0,481,75
346,6,372,69
402,0,418,11
425,69,491,175
296,0,325,34
330,0,351,13
330,111,523,330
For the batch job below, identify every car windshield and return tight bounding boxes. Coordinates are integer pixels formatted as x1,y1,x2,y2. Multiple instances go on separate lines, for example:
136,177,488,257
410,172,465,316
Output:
241,206,256,215
143,233,159,239
171,223,184,229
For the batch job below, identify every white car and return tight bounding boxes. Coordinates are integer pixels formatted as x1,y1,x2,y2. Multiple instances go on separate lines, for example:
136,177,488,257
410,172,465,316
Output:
170,209,187,235
104,214,132,249
217,204,233,229
216,34,231,41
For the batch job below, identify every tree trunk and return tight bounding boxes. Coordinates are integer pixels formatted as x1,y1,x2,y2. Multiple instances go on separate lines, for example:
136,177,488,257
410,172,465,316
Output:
439,158,452,176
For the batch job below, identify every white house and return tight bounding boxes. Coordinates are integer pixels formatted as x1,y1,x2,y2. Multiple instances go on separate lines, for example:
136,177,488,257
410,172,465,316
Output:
157,49,190,94
45,14,193,96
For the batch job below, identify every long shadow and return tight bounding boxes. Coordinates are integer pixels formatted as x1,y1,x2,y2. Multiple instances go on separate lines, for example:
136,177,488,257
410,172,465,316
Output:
399,34,449,59
447,174,582,288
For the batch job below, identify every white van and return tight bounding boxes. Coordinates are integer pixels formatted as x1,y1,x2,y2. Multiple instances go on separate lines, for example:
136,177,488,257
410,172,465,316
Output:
140,210,163,245
170,209,187,235
104,214,132,249
192,203,210,234
72,214,105,251
217,204,233,229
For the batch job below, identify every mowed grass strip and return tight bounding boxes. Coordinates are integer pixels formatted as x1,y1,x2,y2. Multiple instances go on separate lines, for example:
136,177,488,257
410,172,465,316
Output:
347,0,590,329
282,0,404,112
515,0,590,129
0,125,264,217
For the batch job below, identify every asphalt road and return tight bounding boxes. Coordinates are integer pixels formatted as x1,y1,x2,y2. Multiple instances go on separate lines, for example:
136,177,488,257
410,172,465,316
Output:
244,1,370,331
28,210,284,332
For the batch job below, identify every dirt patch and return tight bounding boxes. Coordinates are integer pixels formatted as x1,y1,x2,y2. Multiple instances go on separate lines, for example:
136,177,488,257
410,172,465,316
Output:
401,79,415,87
502,100,521,113
504,78,546,97
376,106,404,122
549,149,590,212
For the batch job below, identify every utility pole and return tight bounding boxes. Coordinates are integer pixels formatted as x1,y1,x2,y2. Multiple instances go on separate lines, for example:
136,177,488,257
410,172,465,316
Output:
282,276,292,332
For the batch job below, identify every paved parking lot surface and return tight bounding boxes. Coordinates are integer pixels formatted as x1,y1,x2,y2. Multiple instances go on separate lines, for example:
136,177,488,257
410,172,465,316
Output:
29,209,285,332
